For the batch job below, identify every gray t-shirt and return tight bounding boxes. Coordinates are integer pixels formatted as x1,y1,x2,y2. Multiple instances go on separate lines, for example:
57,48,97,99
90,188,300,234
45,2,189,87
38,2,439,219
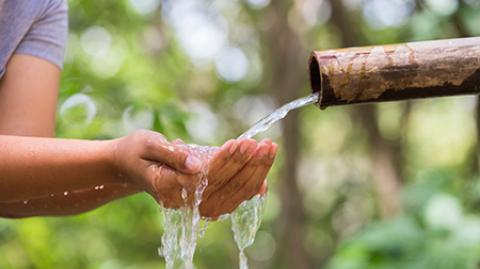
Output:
0,0,68,78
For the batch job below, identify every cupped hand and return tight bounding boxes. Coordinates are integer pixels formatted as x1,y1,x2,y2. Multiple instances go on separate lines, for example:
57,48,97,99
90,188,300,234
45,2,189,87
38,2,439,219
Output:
200,139,277,218
154,137,277,217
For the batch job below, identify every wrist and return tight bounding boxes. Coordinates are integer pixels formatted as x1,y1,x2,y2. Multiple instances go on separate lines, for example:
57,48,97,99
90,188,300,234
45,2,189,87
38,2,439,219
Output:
102,138,130,185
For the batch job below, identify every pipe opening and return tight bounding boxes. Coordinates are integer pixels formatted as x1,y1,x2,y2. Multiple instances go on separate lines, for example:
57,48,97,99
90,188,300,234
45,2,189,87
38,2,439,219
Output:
308,54,321,94
308,52,325,109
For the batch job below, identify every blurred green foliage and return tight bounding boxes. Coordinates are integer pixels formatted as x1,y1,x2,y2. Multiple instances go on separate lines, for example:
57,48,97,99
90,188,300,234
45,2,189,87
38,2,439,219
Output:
2,0,480,268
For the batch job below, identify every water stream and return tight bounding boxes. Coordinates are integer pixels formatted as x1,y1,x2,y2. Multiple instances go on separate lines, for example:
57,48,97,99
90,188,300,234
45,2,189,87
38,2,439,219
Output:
230,195,265,269
159,92,320,269
159,145,212,269
238,92,320,140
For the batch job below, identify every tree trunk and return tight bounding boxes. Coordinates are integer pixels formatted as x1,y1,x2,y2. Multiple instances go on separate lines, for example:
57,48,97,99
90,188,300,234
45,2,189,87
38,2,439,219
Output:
262,1,311,268
328,0,403,218
451,0,480,176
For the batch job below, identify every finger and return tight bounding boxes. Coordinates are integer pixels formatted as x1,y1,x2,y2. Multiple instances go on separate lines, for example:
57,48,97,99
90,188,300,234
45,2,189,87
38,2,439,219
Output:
207,139,236,172
141,133,202,174
258,180,268,195
269,142,278,159
204,139,257,197
173,138,185,144
201,141,272,218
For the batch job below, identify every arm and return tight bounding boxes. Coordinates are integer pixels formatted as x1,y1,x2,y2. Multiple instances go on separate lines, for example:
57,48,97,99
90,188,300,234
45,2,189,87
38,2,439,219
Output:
0,54,59,136
0,130,203,217
0,183,139,218
0,55,137,215
0,135,124,202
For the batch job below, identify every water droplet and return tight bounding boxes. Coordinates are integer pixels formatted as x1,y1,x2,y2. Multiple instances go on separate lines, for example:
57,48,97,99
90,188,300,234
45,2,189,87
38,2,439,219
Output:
64,191,69,196
181,188,188,202
23,200,28,205
99,185,104,190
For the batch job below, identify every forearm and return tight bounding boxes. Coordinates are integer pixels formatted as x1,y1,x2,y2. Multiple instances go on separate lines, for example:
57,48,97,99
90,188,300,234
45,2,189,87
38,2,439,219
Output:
0,135,123,202
0,183,140,218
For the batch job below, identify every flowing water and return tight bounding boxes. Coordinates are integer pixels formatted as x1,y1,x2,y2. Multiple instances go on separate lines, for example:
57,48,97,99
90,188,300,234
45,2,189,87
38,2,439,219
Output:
159,145,212,269
231,195,265,269
238,92,320,140
229,92,320,269
159,92,320,269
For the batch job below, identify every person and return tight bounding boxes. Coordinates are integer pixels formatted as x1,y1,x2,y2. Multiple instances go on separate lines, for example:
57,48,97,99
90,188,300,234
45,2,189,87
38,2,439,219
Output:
0,0,277,219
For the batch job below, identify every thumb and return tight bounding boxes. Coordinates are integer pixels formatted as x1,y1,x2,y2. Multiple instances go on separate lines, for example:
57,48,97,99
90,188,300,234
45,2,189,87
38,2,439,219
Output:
141,134,202,174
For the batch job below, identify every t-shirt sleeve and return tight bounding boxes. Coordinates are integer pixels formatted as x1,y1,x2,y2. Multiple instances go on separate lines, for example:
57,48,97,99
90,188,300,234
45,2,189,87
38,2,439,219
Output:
0,0,68,78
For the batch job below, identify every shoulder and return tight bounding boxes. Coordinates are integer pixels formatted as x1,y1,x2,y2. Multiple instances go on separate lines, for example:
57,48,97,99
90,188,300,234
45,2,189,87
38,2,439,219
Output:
0,0,69,78
42,0,68,17
0,0,67,21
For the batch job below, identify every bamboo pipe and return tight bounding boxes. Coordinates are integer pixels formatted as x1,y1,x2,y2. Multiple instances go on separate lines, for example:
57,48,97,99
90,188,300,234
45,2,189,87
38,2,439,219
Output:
309,37,480,108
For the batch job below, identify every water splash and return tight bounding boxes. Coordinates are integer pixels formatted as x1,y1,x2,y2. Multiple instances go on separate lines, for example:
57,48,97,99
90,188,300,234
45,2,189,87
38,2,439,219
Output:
159,145,212,269
238,92,320,140
231,195,265,269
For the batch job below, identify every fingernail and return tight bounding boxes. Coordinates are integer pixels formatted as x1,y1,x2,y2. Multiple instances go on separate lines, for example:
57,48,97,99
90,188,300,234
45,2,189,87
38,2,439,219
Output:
185,155,201,172
245,142,256,156
258,145,269,157
269,144,278,159
260,139,271,144
240,141,252,154
229,141,239,154
222,140,234,151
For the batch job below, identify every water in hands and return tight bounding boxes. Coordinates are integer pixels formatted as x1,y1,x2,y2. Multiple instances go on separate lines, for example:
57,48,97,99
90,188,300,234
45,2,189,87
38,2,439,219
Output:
159,92,320,269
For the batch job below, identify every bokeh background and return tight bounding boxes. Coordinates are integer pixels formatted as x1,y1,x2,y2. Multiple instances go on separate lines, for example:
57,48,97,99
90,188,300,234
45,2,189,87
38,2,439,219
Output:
2,0,480,268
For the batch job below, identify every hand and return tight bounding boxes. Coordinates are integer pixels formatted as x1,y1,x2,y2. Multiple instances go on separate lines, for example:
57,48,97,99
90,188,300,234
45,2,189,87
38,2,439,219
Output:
159,138,277,217
199,139,277,218
111,130,204,207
